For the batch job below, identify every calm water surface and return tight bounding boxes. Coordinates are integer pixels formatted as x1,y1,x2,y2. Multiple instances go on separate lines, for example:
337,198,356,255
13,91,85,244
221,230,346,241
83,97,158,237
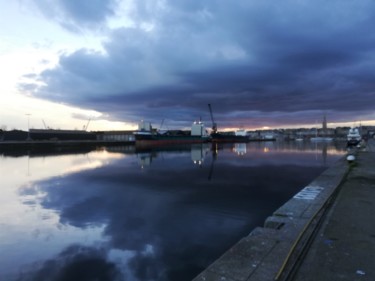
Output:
0,141,346,281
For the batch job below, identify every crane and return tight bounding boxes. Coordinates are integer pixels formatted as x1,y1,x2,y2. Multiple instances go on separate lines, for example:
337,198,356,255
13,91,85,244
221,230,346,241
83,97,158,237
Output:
159,118,165,130
42,119,48,129
83,119,91,131
208,104,217,134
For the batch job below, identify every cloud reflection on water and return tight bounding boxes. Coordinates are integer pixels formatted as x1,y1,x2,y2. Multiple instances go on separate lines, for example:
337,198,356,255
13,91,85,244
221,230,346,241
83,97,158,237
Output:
1,143,346,281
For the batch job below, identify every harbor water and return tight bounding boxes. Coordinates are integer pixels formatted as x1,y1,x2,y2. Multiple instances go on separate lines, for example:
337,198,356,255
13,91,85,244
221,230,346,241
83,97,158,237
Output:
0,141,346,281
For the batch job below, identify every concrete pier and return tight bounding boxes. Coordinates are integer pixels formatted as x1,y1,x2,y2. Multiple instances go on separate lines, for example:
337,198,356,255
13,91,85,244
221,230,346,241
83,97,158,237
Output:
193,140,375,281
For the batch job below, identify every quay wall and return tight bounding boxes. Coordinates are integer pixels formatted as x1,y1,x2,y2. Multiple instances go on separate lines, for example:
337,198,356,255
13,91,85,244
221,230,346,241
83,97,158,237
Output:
0,140,135,150
193,154,351,281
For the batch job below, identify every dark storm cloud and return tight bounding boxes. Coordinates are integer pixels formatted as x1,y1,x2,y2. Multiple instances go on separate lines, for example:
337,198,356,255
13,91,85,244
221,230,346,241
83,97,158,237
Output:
24,0,375,127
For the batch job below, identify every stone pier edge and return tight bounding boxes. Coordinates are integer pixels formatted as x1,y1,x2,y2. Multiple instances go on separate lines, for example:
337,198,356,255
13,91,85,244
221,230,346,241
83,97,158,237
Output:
193,155,352,281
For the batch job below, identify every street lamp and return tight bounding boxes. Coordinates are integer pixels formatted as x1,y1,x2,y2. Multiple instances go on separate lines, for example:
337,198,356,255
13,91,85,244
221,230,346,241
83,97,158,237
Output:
26,113,31,140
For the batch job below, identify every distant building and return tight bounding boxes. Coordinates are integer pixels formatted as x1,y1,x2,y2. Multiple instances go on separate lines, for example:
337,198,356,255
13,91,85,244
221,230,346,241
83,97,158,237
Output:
360,126,375,138
29,129,96,141
1,130,28,141
335,127,351,138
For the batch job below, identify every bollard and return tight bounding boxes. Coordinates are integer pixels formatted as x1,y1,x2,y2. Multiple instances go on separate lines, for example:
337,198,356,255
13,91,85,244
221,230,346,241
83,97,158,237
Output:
347,154,355,163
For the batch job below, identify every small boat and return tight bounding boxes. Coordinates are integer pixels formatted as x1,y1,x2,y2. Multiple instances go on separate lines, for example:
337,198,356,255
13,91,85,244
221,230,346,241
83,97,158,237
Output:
263,134,276,141
295,132,304,141
310,136,333,142
347,127,361,146
134,121,210,145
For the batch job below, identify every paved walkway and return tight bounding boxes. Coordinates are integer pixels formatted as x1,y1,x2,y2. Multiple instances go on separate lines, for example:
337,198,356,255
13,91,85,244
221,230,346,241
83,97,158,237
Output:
292,140,375,280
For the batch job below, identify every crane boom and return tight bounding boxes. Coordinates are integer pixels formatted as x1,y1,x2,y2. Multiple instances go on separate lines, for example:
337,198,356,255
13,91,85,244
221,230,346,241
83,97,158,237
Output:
83,119,91,131
42,119,47,129
208,104,217,133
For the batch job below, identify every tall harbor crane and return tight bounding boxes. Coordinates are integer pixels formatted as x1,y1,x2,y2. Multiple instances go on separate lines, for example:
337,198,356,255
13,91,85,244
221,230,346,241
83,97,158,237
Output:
42,119,48,129
208,104,217,134
83,119,91,131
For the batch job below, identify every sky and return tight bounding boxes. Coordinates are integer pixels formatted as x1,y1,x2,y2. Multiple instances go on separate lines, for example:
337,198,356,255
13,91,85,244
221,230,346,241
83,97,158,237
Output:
1,0,375,132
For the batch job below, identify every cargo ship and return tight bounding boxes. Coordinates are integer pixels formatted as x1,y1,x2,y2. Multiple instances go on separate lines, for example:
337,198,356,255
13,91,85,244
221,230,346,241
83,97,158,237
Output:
134,121,211,145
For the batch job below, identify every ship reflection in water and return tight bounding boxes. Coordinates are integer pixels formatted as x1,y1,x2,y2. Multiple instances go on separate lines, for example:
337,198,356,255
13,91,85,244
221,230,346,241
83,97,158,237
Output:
137,144,211,168
0,142,346,281
234,143,247,155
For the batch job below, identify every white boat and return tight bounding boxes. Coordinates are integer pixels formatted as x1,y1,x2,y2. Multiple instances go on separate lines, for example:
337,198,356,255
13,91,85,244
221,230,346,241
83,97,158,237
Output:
263,133,276,140
235,129,247,136
347,127,361,146
295,133,304,141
